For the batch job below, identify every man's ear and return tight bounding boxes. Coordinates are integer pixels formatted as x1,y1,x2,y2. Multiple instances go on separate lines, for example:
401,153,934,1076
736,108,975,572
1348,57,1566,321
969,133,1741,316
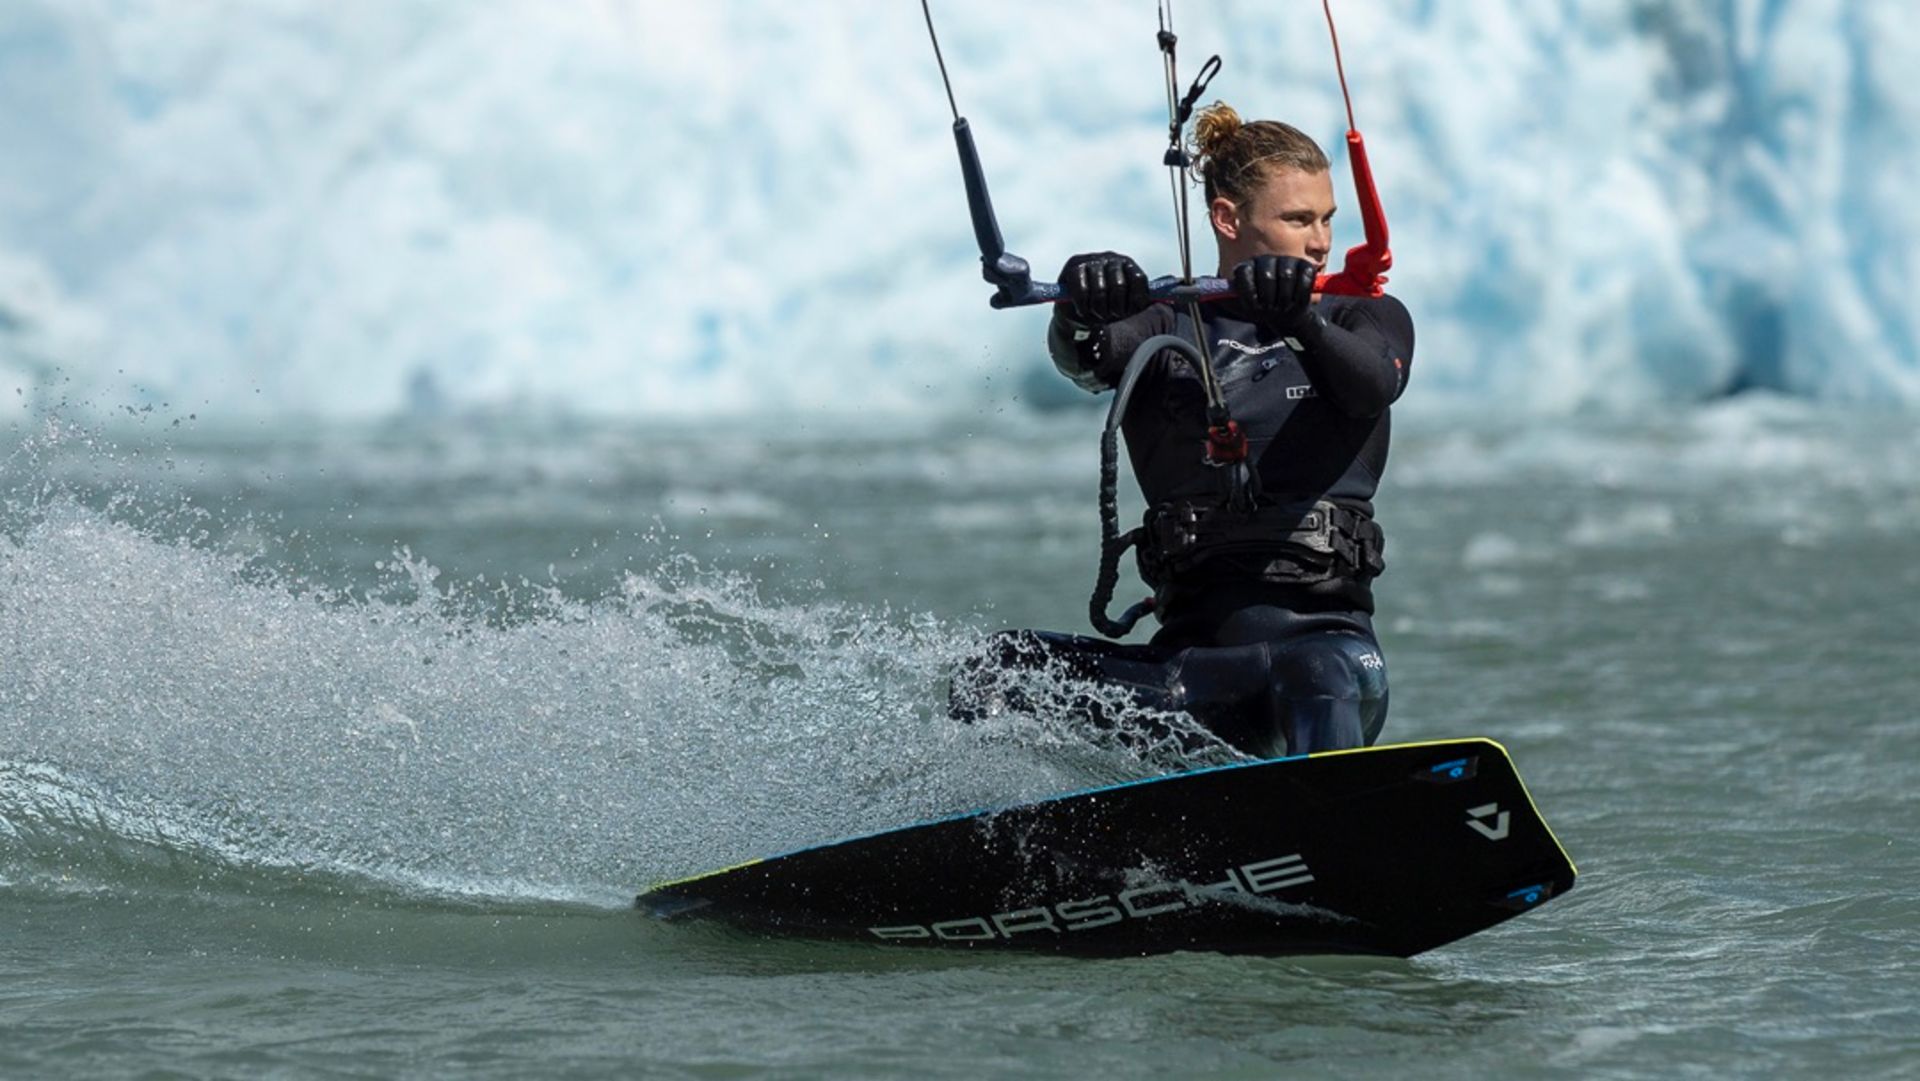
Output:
1209,196,1240,240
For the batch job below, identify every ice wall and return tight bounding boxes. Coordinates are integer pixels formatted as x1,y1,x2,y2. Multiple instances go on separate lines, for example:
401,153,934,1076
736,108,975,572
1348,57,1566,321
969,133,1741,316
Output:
2,0,1916,420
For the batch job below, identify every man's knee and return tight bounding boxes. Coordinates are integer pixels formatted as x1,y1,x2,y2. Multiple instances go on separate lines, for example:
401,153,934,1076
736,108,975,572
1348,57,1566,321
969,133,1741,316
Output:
1267,635,1372,696
1266,633,1390,754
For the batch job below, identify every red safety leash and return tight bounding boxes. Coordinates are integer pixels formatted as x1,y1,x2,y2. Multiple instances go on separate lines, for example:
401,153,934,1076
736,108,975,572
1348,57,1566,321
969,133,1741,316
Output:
1314,0,1392,299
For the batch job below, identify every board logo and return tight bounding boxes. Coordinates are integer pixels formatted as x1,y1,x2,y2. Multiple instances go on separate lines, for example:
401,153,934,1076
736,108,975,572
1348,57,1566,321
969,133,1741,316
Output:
867,854,1315,943
1466,802,1511,841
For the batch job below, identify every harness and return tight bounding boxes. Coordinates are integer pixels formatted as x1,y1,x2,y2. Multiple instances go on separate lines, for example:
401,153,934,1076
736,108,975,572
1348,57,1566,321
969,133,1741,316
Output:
1086,329,1386,637
1136,498,1384,590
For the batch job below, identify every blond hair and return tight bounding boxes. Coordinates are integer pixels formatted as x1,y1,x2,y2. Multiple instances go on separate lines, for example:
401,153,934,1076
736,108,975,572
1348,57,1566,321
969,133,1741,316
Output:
1191,101,1330,207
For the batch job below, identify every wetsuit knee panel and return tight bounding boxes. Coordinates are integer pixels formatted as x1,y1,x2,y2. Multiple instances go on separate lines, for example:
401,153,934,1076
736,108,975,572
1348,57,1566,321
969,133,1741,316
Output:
1266,633,1386,702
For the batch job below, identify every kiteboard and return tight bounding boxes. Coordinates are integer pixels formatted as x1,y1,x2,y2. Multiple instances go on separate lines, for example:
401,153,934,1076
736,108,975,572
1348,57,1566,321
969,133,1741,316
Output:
636,738,1575,958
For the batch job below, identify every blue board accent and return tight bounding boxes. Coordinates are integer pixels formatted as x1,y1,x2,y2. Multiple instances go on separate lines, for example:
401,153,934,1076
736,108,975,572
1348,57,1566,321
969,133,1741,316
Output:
1506,883,1546,906
734,740,1498,868
746,747,1319,865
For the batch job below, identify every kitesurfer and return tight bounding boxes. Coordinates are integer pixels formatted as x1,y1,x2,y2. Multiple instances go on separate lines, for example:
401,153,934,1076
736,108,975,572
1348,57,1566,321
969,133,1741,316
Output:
955,103,1414,759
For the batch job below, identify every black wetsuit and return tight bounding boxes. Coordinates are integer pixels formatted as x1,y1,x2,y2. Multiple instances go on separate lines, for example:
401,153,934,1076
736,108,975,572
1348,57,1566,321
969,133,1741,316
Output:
954,292,1414,758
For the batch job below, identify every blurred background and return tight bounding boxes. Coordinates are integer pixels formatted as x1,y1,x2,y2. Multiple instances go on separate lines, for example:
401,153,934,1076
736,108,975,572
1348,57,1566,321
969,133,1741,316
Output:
4,0,1916,422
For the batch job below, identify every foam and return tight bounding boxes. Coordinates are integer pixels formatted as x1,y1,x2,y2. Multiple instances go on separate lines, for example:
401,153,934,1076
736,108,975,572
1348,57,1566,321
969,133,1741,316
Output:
0,488,1182,907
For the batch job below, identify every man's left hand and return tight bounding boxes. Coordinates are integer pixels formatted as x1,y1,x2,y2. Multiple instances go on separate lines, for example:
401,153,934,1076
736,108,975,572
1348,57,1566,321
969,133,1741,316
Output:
1230,255,1319,333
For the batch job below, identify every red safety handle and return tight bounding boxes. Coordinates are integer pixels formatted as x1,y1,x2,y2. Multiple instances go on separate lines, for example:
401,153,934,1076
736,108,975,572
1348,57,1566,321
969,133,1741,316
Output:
1313,0,1391,299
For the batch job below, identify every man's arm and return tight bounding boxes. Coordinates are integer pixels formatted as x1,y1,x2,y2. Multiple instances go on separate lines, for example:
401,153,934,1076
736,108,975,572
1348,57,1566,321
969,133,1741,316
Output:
1042,252,1177,393
1292,294,1414,418
1230,257,1413,418
1047,305,1176,392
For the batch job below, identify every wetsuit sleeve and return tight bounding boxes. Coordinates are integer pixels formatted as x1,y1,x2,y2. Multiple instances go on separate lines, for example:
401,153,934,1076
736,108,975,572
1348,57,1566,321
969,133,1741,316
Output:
1293,293,1415,417
1047,305,1178,392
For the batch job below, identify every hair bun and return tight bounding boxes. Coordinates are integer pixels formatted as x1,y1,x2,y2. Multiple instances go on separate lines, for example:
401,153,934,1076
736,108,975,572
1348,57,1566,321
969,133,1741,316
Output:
1192,102,1243,161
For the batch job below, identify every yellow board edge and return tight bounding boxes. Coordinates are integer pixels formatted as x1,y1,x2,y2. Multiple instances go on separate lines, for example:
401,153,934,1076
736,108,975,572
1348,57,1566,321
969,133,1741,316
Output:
1311,737,1580,878
645,856,765,893
643,737,1577,894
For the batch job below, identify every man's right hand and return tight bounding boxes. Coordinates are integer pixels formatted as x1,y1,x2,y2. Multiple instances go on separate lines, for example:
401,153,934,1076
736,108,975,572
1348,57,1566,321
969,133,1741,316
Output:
1058,252,1150,325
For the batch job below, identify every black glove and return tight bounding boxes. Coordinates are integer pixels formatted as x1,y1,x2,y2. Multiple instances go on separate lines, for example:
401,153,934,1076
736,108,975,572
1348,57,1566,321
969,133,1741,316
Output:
1058,252,1150,326
1230,255,1320,334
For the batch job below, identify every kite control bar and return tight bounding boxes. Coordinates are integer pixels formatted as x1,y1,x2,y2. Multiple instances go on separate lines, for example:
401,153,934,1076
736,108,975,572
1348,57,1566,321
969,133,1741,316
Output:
945,115,1236,309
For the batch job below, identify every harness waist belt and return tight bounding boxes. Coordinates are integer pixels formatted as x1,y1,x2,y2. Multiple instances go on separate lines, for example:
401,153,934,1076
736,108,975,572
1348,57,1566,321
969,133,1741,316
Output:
1137,498,1385,587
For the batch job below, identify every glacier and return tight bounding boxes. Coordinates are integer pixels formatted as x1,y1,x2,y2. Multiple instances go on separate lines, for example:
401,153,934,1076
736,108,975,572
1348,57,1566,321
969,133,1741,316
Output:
1,0,1916,420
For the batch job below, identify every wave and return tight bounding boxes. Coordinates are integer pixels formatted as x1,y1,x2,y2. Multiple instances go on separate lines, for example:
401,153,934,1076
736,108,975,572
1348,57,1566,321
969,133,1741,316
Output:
0,758,584,910
0,488,1190,910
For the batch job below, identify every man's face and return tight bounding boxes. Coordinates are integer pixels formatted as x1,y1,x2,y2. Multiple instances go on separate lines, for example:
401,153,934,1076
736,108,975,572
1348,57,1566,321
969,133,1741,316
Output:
1211,167,1337,275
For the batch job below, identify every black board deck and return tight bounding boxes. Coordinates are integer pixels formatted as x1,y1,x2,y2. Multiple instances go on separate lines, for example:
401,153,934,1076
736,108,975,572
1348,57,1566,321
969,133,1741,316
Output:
636,739,1576,958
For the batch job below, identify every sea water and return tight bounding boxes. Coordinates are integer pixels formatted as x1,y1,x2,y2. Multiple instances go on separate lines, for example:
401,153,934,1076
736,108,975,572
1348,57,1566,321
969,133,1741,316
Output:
2,399,1915,1078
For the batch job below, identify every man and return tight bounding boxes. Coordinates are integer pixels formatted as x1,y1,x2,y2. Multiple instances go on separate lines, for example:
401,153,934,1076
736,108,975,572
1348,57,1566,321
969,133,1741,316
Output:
955,103,1414,759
